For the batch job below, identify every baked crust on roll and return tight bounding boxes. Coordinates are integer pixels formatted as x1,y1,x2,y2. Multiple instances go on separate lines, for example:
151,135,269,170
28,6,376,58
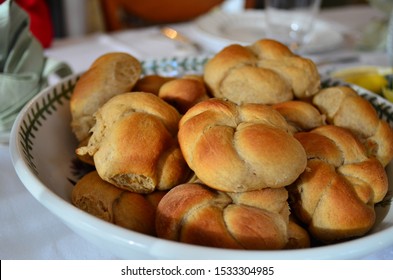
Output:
290,125,388,243
178,98,307,192
285,218,311,249
133,74,175,95
72,171,166,235
70,52,142,141
156,183,290,250
272,100,326,133
158,75,210,114
313,86,393,166
203,39,320,105
77,92,191,193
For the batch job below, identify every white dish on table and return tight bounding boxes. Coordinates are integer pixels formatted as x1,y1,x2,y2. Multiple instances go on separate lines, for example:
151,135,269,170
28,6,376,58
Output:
194,10,344,54
9,56,393,259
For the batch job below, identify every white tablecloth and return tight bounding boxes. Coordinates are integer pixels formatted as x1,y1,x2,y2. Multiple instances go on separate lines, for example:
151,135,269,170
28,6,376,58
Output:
1,5,393,260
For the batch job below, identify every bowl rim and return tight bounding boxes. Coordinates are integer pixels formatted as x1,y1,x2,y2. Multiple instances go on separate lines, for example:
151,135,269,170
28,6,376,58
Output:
8,70,393,260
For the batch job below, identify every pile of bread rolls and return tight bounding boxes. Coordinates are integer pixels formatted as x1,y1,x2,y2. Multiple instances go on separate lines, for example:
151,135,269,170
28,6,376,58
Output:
70,39,393,250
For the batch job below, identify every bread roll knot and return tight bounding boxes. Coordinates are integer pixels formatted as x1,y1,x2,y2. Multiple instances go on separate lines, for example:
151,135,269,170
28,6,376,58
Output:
76,92,191,193
203,39,320,105
156,183,290,249
313,86,393,166
178,98,307,192
290,125,388,243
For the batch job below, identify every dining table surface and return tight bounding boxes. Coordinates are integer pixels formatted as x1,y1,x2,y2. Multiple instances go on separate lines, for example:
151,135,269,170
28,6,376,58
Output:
1,4,393,260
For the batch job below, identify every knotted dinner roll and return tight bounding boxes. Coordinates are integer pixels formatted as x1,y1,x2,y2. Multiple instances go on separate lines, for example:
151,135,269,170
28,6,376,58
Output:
312,86,393,166
77,92,191,193
70,52,142,141
203,39,320,105
178,98,307,192
289,125,388,243
156,183,290,250
72,171,166,235
158,75,210,114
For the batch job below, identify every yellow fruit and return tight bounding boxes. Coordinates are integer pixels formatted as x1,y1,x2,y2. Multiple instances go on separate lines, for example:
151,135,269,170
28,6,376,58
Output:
382,87,393,103
331,67,391,95
341,73,387,94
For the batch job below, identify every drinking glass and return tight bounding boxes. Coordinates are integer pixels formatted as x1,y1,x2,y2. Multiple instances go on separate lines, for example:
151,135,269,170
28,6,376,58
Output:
358,0,393,51
264,0,322,52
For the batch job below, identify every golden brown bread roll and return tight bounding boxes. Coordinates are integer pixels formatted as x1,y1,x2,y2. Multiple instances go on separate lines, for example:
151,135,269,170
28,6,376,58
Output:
178,98,307,192
285,218,311,249
272,100,326,133
203,39,320,105
312,86,393,166
133,74,175,95
290,125,388,243
77,92,191,193
72,171,166,235
158,75,210,114
156,183,290,250
70,52,142,141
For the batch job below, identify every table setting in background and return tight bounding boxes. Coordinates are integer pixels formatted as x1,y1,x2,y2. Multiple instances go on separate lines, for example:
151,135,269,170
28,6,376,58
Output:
1,0,393,260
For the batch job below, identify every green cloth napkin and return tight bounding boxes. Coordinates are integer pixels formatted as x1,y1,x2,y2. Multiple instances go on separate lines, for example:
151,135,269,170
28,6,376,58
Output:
0,0,72,136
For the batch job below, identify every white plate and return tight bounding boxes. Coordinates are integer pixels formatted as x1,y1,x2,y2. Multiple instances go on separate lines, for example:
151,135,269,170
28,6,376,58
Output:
195,10,344,53
9,56,393,259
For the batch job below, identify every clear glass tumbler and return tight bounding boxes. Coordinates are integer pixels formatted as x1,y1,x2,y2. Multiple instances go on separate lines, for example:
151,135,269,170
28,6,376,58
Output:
264,0,322,52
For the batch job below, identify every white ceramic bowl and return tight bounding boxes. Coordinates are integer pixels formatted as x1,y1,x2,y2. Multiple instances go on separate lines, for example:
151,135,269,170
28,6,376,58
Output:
10,56,393,259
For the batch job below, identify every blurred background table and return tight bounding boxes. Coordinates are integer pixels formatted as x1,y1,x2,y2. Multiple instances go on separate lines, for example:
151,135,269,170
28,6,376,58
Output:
45,2,389,73
1,1,393,259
